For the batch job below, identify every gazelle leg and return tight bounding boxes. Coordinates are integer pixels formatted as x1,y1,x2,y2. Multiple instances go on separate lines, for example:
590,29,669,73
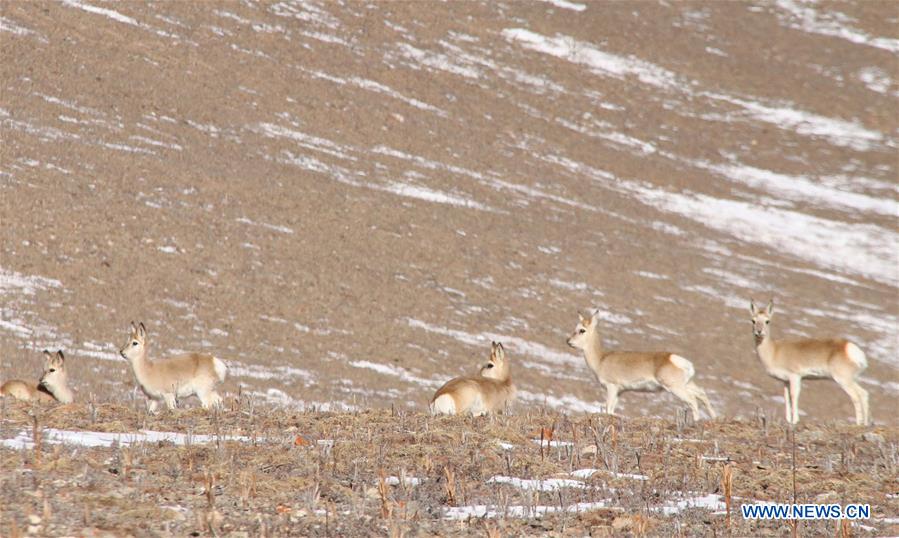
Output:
667,384,700,421
604,384,619,415
198,387,223,409
783,384,792,424
208,391,223,409
788,376,802,425
147,399,159,414
846,383,862,425
688,382,717,419
858,385,870,425
835,378,866,426
164,393,177,410
848,379,869,426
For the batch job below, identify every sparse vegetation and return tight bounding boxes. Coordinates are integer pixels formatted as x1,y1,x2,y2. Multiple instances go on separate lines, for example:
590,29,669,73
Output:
1,399,896,536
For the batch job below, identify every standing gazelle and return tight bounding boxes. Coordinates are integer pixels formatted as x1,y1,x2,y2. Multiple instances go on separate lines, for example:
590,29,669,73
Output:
430,341,516,416
567,309,716,420
750,300,869,426
119,322,227,413
0,350,74,403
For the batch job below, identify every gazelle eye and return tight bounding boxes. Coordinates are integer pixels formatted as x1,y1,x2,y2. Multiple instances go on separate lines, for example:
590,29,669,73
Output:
578,328,586,334
132,341,139,346
49,368,56,373
765,320,770,325
485,364,494,368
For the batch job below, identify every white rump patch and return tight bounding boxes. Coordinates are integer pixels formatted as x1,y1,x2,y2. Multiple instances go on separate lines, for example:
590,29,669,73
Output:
845,343,868,370
430,393,456,415
212,357,228,382
669,354,695,381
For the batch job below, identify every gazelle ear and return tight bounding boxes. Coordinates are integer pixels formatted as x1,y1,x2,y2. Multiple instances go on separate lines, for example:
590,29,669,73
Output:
130,321,137,335
138,322,147,339
56,350,65,362
750,300,757,316
43,349,52,361
765,299,774,316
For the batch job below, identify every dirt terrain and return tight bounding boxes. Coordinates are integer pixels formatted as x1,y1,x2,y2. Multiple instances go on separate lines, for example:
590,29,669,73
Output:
2,0,897,422
1,0,898,534
1,401,898,536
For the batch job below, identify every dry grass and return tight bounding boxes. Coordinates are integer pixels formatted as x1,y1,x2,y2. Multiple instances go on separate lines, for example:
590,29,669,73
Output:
0,398,896,536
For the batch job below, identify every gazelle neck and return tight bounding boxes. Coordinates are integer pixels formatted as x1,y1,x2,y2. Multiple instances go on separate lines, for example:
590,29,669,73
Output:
130,348,154,378
43,380,74,403
583,329,605,366
497,370,512,385
754,332,775,364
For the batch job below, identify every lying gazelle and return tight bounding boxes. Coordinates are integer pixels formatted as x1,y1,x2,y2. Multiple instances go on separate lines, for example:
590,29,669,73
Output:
567,309,716,420
750,300,869,426
430,341,516,416
120,322,227,413
0,350,74,403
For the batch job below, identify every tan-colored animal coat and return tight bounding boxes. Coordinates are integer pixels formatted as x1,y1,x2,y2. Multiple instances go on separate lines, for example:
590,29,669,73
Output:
120,322,227,413
430,342,515,416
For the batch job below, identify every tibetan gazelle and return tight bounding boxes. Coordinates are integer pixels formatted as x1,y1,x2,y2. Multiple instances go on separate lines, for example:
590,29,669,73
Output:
567,309,716,420
0,350,74,403
119,322,227,413
430,341,516,416
750,300,869,426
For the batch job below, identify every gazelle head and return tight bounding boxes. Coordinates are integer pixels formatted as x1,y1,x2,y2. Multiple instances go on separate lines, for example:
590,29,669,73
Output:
480,341,510,380
39,350,67,391
749,299,774,340
567,308,599,350
120,322,148,361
